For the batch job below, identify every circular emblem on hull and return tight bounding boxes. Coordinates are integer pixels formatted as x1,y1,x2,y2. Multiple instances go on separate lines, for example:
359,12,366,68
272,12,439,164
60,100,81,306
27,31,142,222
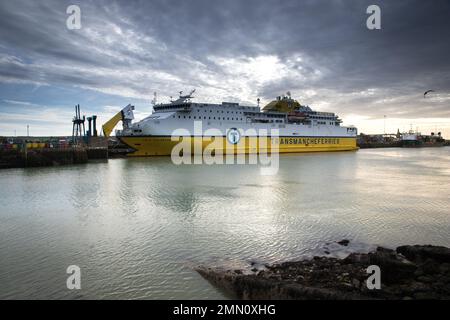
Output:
227,128,241,145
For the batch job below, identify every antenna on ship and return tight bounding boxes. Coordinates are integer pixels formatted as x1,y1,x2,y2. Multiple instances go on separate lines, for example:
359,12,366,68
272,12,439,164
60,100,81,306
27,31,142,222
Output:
151,92,157,106
257,98,260,107
173,89,196,103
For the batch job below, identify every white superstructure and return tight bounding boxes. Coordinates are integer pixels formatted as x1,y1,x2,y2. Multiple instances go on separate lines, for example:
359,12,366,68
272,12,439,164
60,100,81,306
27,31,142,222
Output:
117,91,357,139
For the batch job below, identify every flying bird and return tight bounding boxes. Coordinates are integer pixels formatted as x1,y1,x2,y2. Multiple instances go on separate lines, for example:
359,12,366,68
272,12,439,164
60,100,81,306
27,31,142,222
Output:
424,90,435,98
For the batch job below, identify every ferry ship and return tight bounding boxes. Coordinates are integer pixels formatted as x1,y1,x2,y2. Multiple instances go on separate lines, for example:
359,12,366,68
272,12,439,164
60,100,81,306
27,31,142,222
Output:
102,91,358,156
402,130,445,147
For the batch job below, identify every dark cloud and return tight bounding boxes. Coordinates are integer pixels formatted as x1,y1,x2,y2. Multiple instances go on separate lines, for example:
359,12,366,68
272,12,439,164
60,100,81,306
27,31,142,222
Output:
0,0,450,126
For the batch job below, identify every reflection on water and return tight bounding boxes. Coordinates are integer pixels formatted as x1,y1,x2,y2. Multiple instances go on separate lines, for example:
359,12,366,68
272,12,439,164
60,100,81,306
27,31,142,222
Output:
1,148,450,299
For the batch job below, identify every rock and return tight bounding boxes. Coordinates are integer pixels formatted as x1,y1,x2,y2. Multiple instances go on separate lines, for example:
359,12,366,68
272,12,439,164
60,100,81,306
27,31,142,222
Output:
377,246,396,254
417,276,434,283
420,258,440,275
196,244,450,300
439,263,450,273
337,239,350,246
343,253,370,264
352,278,361,288
368,248,417,284
439,274,450,284
414,292,438,300
414,269,424,277
397,245,450,263
196,267,367,300
408,281,430,293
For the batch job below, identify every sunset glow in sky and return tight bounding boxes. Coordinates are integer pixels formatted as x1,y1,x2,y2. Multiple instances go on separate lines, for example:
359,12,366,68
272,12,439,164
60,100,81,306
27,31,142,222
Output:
1,0,449,137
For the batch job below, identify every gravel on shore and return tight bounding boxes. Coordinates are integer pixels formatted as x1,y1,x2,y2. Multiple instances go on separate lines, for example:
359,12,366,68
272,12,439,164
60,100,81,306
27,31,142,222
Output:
196,243,450,300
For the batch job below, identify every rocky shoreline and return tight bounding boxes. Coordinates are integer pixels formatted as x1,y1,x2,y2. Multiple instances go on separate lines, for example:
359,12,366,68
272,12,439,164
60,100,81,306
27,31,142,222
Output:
196,242,450,300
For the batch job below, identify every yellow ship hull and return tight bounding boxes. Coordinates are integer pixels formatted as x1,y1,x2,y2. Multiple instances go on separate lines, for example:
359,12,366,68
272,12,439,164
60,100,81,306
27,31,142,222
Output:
119,136,358,156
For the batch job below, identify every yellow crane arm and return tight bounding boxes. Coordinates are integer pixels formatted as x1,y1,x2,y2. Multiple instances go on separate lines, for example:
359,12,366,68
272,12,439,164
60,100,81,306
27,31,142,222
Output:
102,104,135,137
102,111,123,137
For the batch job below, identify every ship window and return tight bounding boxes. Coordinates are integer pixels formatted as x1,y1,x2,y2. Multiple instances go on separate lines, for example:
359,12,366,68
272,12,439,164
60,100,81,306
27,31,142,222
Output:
214,117,216,120
227,117,229,120
189,116,191,119
209,117,211,119
204,116,206,119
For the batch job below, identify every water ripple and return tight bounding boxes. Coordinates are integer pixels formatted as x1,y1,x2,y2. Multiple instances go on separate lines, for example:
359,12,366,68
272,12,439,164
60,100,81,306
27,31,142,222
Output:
1,149,450,299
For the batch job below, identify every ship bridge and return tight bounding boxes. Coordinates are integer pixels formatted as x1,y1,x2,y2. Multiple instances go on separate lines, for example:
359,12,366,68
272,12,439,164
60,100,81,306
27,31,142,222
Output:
153,103,192,112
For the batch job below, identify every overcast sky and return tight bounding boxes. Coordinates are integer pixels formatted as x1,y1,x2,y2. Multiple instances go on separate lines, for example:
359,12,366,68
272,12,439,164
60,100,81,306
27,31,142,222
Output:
1,0,449,136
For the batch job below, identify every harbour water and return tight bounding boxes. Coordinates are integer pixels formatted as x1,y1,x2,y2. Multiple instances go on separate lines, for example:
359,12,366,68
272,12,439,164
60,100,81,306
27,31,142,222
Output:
1,148,450,299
